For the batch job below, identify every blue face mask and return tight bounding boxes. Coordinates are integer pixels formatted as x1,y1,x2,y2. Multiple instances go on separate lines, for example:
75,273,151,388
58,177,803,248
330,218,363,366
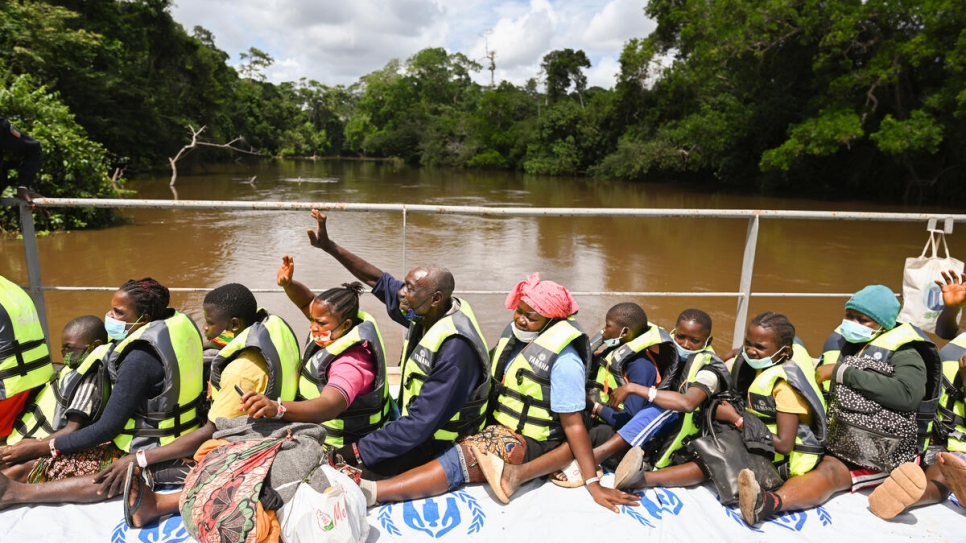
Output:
742,348,786,370
104,313,142,341
401,308,423,323
601,327,627,349
675,342,698,361
836,319,881,344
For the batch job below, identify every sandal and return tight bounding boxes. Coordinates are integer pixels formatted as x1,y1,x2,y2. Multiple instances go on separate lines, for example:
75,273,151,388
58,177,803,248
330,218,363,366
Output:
123,462,144,529
868,462,927,519
613,447,646,490
550,458,604,488
473,445,510,504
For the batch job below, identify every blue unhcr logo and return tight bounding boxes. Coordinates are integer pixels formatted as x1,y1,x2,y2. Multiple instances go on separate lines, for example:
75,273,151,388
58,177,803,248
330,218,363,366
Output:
111,516,190,543
378,490,485,538
621,487,684,527
723,504,832,532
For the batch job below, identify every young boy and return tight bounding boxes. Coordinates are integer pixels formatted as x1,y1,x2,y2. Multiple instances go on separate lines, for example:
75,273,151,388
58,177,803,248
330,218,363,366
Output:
1,316,110,479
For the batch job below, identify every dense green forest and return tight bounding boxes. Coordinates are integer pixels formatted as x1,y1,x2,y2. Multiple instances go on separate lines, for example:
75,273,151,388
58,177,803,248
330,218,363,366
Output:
2,0,965,231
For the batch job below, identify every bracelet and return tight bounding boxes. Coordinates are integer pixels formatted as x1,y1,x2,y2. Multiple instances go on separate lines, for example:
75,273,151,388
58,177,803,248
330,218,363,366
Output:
647,386,658,403
136,449,149,468
592,402,602,418
584,476,601,486
734,417,744,429
352,442,365,467
273,398,287,419
49,438,60,458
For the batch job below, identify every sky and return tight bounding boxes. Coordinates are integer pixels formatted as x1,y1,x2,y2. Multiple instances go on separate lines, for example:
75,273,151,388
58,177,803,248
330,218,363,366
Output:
169,0,658,89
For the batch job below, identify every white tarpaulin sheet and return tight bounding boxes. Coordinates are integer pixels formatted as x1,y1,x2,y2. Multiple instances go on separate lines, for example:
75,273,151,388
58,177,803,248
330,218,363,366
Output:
3,473,964,543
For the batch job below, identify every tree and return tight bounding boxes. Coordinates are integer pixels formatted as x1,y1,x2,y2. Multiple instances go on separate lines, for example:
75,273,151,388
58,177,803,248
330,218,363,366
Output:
540,49,591,107
238,47,274,82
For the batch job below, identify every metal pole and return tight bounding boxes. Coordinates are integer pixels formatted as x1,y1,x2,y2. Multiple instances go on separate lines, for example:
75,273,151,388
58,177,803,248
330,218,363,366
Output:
19,202,50,345
402,205,407,274
733,215,760,348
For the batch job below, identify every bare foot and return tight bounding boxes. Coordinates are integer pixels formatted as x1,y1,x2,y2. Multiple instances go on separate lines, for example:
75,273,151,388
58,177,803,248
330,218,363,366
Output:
0,471,14,510
124,465,160,528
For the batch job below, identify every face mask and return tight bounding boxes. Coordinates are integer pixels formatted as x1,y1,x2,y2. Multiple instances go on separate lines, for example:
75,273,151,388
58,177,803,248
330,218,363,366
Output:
675,342,698,361
512,325,540,343
105,313,142,341
836,319,881,344
742,348,786,370
62,349,89,369
312,329,334,347
601,327,628,349
401,308,423,323
210,330,235,349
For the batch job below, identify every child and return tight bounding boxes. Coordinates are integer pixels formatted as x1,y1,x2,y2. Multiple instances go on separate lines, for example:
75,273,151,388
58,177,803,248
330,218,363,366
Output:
1,316,109,479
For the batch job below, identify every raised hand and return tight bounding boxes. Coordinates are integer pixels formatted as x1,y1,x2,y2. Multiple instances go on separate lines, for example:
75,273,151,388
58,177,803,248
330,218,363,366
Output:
936,269,966,308
307,209,334,252
277,255,294,287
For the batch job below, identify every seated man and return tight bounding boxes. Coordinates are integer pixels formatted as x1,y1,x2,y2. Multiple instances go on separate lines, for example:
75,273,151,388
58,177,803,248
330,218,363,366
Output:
306,210,490,478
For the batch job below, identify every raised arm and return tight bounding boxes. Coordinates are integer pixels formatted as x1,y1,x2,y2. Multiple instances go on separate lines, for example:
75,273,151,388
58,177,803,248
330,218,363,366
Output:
307,209,384,288
935,269,966,340
277,255,315,319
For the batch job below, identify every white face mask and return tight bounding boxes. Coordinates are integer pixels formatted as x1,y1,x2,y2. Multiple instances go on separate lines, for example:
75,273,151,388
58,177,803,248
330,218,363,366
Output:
512,325,540,343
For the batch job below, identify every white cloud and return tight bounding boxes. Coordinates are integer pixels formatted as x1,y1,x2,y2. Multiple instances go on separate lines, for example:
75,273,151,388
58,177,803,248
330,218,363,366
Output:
170,0,657,89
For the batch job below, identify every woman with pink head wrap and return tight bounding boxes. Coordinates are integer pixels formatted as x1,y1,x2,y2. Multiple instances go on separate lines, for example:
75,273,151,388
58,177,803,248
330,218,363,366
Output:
504,272,579,320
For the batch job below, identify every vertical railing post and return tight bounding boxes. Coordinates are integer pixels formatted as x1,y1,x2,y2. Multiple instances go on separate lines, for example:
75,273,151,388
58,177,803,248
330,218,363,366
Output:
402,206,407,273
19,202,50,345
733,215,760,348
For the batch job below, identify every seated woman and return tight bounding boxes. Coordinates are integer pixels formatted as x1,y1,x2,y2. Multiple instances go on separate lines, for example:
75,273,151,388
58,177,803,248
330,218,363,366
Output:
1,315,110,480
478,308,724,499
0,278,205,508
739,285,941,525
355,273,640,512
241,254,390,448
622,312,826,499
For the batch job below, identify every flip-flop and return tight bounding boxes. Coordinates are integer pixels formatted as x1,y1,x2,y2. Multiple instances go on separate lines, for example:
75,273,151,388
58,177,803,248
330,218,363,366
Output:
473,445,510,504
613,447,646,490
937,451,966,507
549,458,605,488
868,462,927,519
123,462,144,529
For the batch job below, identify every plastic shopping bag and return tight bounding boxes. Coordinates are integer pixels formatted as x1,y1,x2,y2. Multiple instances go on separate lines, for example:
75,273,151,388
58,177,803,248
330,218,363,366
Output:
897,230,964,332
278,464,369,543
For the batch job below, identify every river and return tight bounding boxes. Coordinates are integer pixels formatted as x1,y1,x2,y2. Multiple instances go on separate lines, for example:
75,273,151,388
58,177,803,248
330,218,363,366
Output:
2,160,964,362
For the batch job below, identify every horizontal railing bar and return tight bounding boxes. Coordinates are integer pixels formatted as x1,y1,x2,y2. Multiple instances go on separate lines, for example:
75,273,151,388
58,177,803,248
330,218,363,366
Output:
28,285,863,298
2,197,965,222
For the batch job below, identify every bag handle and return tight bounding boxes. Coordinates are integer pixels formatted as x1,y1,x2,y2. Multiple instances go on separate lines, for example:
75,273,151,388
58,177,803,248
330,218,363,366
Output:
703,397,726,452
921,230,953,259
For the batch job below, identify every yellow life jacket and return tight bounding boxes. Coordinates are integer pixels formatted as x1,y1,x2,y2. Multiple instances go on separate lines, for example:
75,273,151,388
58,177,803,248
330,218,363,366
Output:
0,275,53,400
106,310,205,453
209,311,301,403
732,342,827,478
7,343,112,444
299,311,392,448
936,333,966,453
587,325,677,409
818,323,942,454
490,319,592,442
398,298,490,442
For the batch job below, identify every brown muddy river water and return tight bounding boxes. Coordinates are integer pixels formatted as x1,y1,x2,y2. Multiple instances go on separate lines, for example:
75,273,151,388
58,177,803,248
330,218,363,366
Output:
3,160,965,362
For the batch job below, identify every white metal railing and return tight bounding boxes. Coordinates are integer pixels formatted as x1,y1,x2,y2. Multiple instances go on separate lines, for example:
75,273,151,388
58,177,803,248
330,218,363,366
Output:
2,197,963,349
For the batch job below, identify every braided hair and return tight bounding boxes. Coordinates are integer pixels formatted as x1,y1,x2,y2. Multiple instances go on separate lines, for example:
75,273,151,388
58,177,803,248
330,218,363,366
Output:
749,311,795,349
204,283,258,325
118,278,170,321
315,282,364,324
